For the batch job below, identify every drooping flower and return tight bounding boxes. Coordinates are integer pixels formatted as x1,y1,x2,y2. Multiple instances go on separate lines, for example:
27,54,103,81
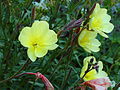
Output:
18,21,58,62
80,56,108,81
89,3,114,38
79,56,111,90
78,29,101,53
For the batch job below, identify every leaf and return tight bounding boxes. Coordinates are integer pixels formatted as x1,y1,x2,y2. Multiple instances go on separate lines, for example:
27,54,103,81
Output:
102,56,113,64
109,32,120,44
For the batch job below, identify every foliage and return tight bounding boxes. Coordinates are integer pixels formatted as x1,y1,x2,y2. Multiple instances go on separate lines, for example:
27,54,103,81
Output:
0,0,120,89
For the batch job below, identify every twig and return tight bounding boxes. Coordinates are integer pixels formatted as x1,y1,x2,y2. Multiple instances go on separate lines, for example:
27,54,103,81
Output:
16,72,54,90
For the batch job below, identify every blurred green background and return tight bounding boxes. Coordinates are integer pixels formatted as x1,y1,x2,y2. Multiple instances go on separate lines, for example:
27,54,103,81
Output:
0,0,120,89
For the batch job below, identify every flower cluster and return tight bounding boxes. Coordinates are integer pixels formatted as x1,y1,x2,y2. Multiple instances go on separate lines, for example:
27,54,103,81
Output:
18,3,113,89
78,3,113,89
78,3,114,53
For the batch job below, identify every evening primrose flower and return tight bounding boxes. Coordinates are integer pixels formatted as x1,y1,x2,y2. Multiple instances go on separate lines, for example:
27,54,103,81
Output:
80,56,108,81
78,29,101,53
89,3,114,38
18,21,58,62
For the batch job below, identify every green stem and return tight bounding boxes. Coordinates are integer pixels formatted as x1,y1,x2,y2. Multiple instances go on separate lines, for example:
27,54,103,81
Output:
49,55,64,81
30,78,38,90
60,68,72,90
58,44,73,89
41,49,63,74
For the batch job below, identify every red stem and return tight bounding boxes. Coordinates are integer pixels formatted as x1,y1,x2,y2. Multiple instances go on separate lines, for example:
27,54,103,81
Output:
15,72,54,90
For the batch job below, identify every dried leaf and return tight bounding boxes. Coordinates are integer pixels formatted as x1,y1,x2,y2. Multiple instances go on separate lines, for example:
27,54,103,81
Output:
80,77,111,90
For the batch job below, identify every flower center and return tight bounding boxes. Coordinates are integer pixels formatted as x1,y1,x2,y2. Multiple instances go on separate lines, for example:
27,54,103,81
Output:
33,43,38,48
89,17,102,30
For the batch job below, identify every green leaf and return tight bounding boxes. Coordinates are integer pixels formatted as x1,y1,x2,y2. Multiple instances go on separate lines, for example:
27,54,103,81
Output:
102,56,113,64
110,32,120,44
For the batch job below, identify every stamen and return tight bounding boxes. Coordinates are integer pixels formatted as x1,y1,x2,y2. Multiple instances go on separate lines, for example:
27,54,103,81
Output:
33,43,37,47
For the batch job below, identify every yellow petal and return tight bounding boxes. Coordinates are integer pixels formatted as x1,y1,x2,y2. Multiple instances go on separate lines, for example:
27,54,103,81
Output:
90,3,100,17
42,30,58,45
88,45,100,52
98,61,103,72
35,46,48,57
97,61,108,78
45,44,58,50
83,47,92,53
96,71,108,79
80,62,88,78
102,23,114,33
85,30,97,39
90,3,107,18
78,29,97,45
96,30,109,38
102,14,111,22
87,39,101,52
83,56,96,65
31,21,49,37
18,27,32,47
100,8,107,15
92,39,101,46
27,47,37,62
84,69,97,81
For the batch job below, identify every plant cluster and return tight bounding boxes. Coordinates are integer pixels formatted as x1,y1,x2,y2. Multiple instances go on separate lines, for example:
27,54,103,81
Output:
0,0,120,90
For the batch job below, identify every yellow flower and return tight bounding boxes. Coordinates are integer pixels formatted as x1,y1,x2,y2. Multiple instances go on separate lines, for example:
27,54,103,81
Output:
80,56,108,81
78,29,101,53
18,21,58,62
89,3,114,38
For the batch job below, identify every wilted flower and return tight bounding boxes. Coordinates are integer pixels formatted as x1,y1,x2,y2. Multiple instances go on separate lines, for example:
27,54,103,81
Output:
18,21,58,62
79,56,111,90
78,29,101,53
80,56,108,81
89,3,114,38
